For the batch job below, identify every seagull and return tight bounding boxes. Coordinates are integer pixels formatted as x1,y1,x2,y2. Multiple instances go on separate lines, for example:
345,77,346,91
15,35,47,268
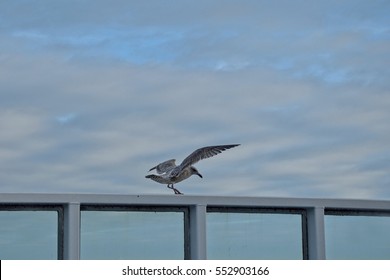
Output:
145,144,240,195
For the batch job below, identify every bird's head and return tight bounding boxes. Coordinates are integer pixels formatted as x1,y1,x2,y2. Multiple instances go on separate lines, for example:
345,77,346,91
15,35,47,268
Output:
191,167,203,178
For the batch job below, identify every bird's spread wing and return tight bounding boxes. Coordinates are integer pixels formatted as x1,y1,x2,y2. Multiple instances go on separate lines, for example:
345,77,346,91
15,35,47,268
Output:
145,174,169,184
179,144,240,170
148,159,177,174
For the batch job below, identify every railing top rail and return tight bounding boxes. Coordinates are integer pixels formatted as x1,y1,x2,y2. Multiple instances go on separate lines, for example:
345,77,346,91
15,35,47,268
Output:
1,193,389,211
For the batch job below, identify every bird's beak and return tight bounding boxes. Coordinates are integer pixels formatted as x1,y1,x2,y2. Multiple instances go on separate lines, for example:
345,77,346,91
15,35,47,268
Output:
197,173,203,178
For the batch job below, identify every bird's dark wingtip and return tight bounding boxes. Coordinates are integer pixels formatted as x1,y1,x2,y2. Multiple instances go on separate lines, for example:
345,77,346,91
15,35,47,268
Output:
226,144,240,148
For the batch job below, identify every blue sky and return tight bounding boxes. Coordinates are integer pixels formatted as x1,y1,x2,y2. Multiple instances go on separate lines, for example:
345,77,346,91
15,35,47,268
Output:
1,0,389,199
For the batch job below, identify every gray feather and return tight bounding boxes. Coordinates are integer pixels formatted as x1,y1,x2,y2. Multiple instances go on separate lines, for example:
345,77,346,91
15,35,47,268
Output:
148,159,177,174
179,144,240,170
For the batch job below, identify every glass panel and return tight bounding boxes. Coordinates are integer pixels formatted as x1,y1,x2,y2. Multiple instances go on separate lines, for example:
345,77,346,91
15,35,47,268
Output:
81,211,184,259
0,211,58,260
325,215,390,260
207,212,303,259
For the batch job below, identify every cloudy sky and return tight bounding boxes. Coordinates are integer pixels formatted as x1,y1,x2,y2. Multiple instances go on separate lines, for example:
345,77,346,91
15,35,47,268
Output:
1,0,389,199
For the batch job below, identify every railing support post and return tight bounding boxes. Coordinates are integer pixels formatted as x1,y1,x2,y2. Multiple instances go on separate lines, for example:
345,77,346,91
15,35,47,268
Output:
306,206,326,259
63,202,80,260
189,204,207,260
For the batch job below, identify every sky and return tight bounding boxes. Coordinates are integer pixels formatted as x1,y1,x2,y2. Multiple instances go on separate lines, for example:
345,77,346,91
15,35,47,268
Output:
1,0,390,199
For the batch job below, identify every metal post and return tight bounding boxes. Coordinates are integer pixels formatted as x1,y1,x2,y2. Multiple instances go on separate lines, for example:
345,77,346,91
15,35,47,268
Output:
306,206,326,259
63,202,80,260
189,204,207,260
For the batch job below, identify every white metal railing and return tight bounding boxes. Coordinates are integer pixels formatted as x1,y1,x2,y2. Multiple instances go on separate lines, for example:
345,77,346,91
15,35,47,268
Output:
1,193,390,260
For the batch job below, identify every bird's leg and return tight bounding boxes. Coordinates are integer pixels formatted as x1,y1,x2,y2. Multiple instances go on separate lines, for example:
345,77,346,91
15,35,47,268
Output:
167,184,183,195
167,184,177,194
173,187,183,195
